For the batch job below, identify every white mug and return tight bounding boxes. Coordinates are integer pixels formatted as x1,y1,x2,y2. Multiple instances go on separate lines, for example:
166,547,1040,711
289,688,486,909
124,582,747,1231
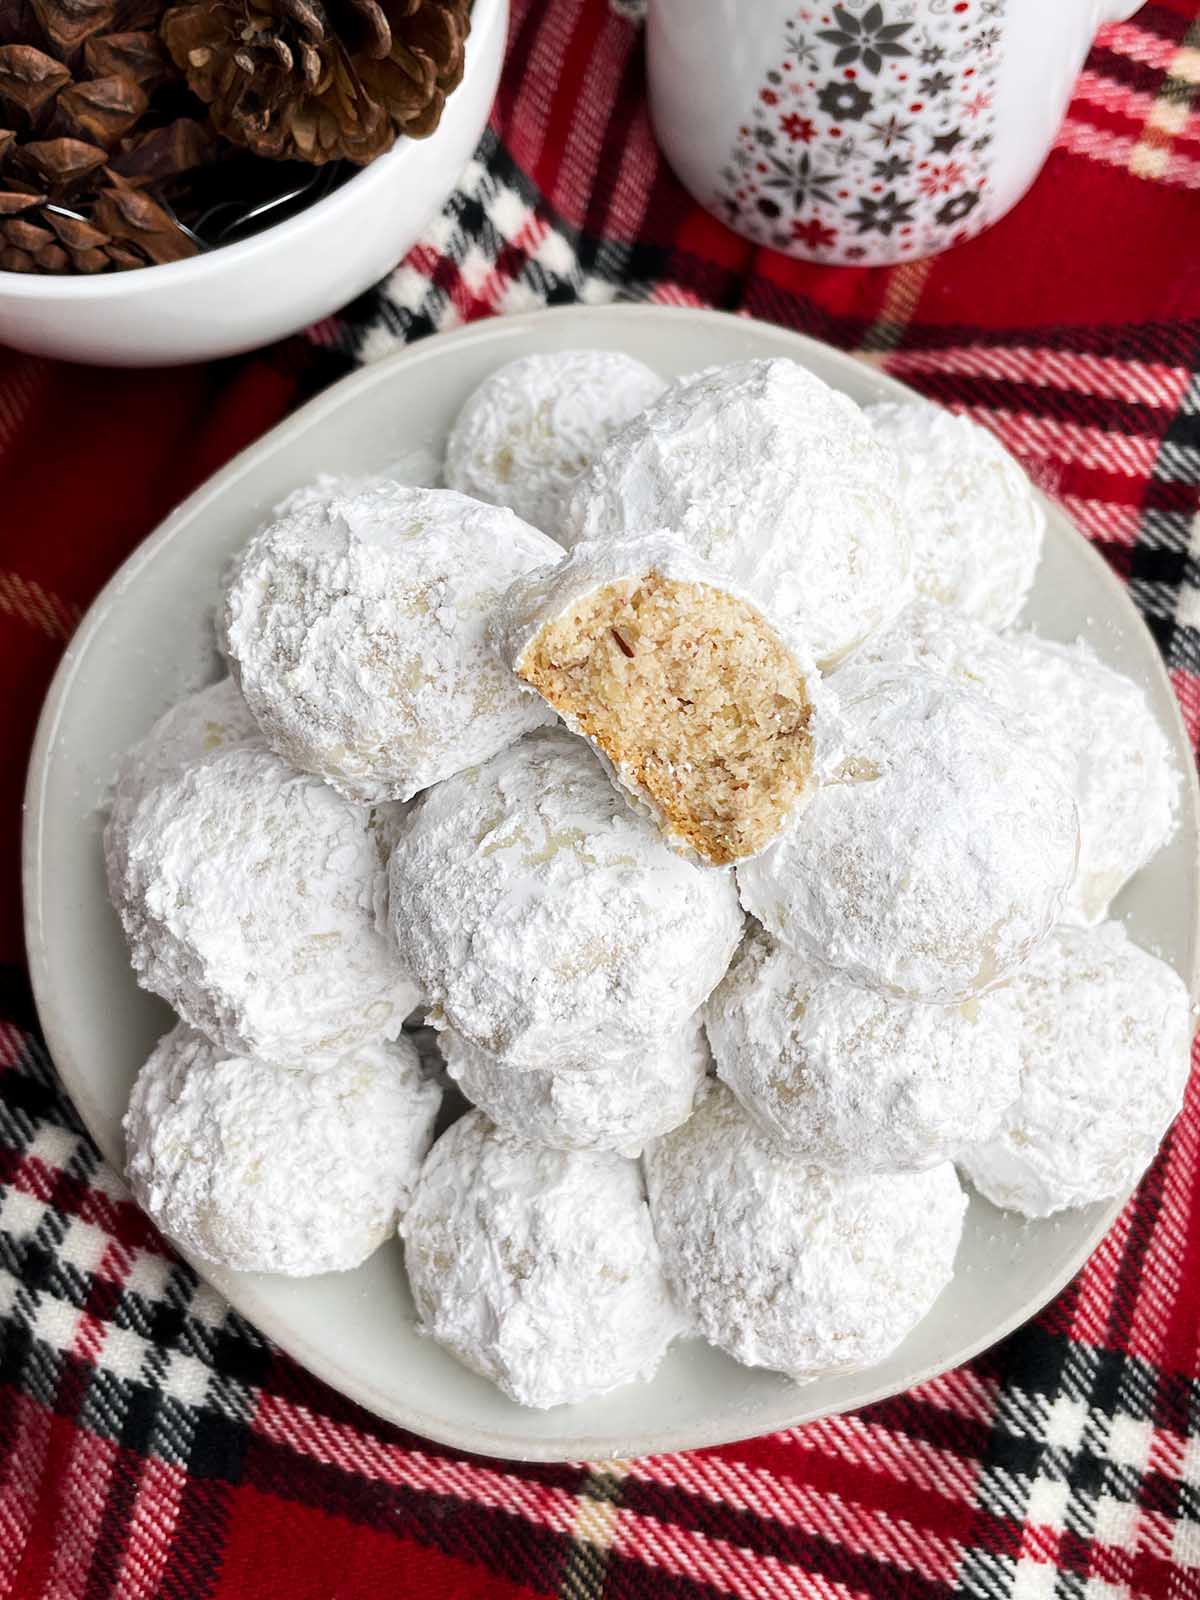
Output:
647,0,1142,266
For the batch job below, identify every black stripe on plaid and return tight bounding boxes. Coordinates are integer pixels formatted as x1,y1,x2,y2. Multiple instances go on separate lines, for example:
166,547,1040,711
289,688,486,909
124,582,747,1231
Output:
615,1472,958,1600
557,1467,625,1600
889,320,1200,367
239,1432,580,1595
0,966,40,1039
1088,43,1178,99
848,1386,998,1466
861,371,1185,442
1149,350,1200,675
1135,2,1200,43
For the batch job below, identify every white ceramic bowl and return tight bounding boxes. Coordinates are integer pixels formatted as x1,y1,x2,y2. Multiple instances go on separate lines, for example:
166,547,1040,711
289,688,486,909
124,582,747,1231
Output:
0,0,506,368
23,307,1200,1461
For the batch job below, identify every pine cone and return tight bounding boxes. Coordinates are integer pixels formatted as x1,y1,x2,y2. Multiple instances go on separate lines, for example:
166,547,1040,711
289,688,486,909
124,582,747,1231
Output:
160,0,471,166
0,0,208,270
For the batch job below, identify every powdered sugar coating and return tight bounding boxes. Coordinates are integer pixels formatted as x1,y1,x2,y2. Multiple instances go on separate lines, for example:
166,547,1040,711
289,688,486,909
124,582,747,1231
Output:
738,665,1078,1001
108,744,421,1064
439,1021,709,1157
213,475,355,659
849,598,1020,687
125,1024,440,1275
223,478,562,804
389,728,744,1070
564,359,912,666
706,928,1020,1172
403,1109,685,1407
491,531,828,857
444,350,666,536
105,678,262,885
958,923,1192,1217
492,530,813,670
645,1080,965,1379
867,401,1044,627
854,603,1179,925
109,677,261,818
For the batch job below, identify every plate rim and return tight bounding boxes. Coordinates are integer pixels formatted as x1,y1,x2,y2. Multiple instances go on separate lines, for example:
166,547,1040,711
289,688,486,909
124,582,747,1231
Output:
22,303,1200,1462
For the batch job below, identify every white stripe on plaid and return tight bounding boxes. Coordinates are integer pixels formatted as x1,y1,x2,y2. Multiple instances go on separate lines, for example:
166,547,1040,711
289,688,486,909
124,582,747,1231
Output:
884,346,1194,410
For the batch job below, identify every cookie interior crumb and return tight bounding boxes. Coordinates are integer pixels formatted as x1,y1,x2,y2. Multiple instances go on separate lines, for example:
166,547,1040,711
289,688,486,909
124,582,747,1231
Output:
518,573,814,864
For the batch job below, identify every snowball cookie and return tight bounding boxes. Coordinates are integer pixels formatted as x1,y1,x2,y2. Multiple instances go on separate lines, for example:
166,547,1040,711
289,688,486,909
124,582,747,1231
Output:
866,401,1044,628
706,928,1020,1172
439,1020,709,1157
853,603,1179,926
125,1024,440,1275
109,744,421,1063
564,359,912,666
493,533,824,865
848,596,1018,685
645,1080,965,1379
105,677,261,884
108,677,260,819
443,350,666,536
738,665,1078,1002
222,477,563,804
402,1109,684,1407
389,727,744,1070
959,923,1192,1217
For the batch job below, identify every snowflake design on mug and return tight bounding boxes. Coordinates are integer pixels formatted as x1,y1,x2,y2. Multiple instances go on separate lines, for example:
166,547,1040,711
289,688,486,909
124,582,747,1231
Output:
715,0,1007,264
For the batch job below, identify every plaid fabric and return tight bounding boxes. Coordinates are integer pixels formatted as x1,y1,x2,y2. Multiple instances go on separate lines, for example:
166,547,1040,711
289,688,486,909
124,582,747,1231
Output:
3,0,1200,1593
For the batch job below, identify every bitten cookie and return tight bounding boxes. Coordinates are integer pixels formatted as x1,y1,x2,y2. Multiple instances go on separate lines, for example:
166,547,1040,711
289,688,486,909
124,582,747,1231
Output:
493,533,825,864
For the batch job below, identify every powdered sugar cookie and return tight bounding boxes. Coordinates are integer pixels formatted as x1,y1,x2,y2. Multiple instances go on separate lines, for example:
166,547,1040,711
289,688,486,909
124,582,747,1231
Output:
389,728,744,1070
855,603,1179,925
444,350,665,536
645,1080,965,1380
439,1020,708,1157
125,1025,439,1275
867,401,1044,627
706,928,1020,1172
403,1110,684,1407
738,665,1078,1001
223,478,562,804
105,677,262,885
108,744,420,1063
959,922,1192,1216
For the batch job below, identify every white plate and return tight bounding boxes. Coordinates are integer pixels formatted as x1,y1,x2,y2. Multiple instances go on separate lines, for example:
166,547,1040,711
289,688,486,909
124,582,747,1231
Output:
23,306,1200,1463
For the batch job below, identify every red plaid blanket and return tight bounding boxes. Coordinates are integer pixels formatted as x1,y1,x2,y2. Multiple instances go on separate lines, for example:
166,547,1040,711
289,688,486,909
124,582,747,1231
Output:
3,2,1200,1594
